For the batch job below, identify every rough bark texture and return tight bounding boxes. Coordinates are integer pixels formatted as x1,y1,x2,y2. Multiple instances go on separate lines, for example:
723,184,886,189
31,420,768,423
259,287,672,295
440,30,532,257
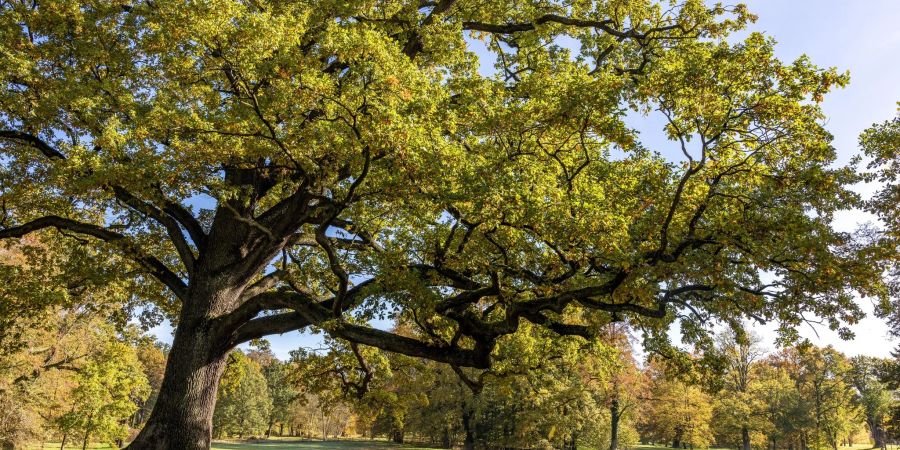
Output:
461,407,475,450
609,399,620,450
869,416,886,449
441,426,452,448
125,287,232,450
742,426,751,450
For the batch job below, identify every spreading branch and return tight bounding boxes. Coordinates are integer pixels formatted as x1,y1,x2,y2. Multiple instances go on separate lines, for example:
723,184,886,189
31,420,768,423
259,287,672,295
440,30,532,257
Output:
0,215,188,300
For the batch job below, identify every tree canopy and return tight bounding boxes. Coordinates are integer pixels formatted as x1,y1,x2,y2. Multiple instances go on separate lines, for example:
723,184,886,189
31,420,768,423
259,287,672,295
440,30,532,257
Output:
0,1,892,448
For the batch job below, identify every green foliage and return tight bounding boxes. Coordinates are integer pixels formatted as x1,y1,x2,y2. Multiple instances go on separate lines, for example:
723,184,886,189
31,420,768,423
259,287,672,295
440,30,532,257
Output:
861,106,900,334
0,0,886,370
214,351,273,439
133,340,167,427
246,341,298,436
0,1,895,445
293,321,641,449
709,330,769,448
639,364,715,449
848,356,893,447
57,337,150,448
769,346,864,450
1,305,156,448
752,364,803,449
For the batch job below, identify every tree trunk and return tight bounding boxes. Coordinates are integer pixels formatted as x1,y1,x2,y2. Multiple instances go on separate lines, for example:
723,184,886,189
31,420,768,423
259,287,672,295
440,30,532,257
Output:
742,426,751,450
609,399,620,450
82,413,93,450
125,309,230,450
673,428,683,449
442,425,452,449
873,419,886,449
462,407,475,450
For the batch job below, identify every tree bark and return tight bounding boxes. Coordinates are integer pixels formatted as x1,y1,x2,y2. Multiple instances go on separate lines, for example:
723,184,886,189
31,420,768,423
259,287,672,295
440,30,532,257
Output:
742,426,751,450
871,417,886,449
610,399,620,450
462,406,475,450
125,305,230,450
442,425,452,449
82,413,93,450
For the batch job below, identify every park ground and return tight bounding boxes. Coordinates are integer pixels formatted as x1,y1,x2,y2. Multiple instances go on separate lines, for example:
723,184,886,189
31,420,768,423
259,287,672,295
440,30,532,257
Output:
25,438,437,450
24,441,888,450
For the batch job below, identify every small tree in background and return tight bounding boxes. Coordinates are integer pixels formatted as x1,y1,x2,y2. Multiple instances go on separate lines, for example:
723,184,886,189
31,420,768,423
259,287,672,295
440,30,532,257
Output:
213,351,272,439
57,339,150,449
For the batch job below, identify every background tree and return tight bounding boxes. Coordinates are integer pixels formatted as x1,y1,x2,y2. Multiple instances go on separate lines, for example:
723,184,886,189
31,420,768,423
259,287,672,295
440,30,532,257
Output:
712,330,767,450
778,346,864,450
1,235,147,450
0,1,889,448
848,356,893,449
212,351,272,439
258,357,296,437
598,324,644,450
639,366,715,449
133,341,167,429
56,339,150,450
753,363,803,450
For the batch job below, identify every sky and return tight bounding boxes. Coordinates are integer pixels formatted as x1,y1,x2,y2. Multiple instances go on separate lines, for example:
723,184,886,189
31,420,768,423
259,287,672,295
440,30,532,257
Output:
149,1,900,360
670,0,900,358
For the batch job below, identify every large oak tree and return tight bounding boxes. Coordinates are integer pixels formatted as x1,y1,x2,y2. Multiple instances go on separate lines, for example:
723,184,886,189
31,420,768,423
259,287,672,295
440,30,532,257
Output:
0,0,887,448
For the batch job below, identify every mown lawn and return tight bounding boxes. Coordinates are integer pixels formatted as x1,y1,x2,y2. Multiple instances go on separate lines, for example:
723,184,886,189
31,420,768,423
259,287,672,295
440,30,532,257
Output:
28,440,885,450
211,439,435,450
632,445,879,450
26,439,435,450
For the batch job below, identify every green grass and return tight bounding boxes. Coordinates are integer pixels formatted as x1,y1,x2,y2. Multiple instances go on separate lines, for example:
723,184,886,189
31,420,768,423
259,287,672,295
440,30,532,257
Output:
28,440,884,450
26,444,114,449
631,444,878,450
211,439,436,450
26,439,434,450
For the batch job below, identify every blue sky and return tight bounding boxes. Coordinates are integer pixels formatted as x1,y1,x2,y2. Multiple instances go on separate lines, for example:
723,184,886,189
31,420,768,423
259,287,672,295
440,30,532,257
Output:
150,1,900,359
669,0,900,357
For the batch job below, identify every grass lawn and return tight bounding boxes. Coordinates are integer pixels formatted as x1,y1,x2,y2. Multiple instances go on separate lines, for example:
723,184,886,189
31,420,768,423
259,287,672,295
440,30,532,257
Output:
632,445,880,450
28,440,886,450
26,439,435,450
211,439,435,450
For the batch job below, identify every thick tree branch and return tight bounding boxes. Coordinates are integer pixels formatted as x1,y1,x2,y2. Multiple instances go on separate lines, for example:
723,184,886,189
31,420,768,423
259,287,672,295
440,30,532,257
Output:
161,200,207,252
0,130,66,159
2,128,206,272
0,216,188,300
225,312,313,350
462,14,686,40
112,186,197,273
